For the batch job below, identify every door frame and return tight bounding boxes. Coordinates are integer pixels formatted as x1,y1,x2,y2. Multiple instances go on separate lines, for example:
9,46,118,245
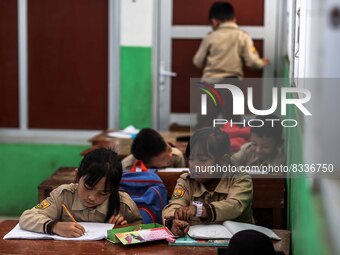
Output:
153,0,284,130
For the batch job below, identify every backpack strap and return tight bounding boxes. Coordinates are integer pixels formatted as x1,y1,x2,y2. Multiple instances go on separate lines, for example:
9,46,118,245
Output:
130,160,148,172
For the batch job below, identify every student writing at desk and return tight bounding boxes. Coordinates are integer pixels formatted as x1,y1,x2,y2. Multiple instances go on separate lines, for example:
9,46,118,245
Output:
19,148,142,238
162,128,253,236
122,128,186,170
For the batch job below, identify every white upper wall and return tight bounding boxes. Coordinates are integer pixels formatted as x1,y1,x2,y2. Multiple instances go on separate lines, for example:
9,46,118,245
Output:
120,0,154,47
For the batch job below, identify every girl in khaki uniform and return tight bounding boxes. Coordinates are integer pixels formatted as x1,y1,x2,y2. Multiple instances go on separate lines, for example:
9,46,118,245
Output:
19,148,142,238
162,128,253,236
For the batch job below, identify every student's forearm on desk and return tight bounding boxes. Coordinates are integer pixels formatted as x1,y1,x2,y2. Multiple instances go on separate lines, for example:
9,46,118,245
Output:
19,210,56,234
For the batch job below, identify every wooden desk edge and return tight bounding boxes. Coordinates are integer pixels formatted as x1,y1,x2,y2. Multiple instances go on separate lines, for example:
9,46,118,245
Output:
0,221,290,255
88,130,191,143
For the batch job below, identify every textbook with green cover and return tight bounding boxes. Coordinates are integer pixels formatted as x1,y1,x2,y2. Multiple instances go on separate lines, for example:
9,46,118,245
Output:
107,223,173,245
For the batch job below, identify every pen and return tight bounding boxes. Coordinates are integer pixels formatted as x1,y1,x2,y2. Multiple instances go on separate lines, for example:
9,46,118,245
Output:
61,203,77,223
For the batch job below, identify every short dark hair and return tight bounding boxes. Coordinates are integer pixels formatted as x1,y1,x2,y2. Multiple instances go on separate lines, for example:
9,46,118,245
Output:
250,114,282,144
185,127,231,162
209,2,235,21
218,230,282,255
131,128,167,164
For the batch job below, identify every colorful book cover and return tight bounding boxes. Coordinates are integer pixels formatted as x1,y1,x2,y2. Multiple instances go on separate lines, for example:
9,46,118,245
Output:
169,235,229,247
115,227,173,245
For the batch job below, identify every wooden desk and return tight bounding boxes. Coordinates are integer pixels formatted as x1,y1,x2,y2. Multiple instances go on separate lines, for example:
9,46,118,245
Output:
38,167,285,229
252,175,286,229
81,130,190,158
38,167,77,202
0,221,290,255
38,167,184,203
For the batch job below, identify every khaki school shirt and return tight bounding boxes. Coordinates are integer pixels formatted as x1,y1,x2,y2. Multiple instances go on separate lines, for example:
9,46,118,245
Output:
231,142,285,168
19,183,142,234
162,172,253,225
121,147,186,170
193,22,265,79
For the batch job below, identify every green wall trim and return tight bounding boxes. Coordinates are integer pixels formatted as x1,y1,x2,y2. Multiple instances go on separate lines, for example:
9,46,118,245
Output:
120,46,152,129
283,56,331,255
0,143,87,216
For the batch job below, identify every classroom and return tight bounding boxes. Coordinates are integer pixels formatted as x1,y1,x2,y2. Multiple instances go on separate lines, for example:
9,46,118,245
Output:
0,1,339,255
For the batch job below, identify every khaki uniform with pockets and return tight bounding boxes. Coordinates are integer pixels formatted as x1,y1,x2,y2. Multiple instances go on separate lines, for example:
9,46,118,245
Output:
193,22,265,79
121,147,185,170
231,142,285,168
19,183,143,234
162,172,253,225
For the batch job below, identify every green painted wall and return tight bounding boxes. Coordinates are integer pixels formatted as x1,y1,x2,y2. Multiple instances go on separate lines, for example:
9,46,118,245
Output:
120,46,152,129
0,46,153,217
0,47,153,217
283,58,331,255
0,143,87,216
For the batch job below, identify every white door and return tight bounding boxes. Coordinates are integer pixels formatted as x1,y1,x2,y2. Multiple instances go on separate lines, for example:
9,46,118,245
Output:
154,0,282,130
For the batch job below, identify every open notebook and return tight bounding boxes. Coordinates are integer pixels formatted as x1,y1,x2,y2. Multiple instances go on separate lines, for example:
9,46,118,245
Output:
3,222,114,241
188,221,281,240
106,125,139,139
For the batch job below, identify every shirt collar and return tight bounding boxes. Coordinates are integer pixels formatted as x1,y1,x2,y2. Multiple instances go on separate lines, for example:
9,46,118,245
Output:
252,146,284,166
214,178,229,193
219,21,238,30
96,199,109,215
192,182,207,197
192,178,225,197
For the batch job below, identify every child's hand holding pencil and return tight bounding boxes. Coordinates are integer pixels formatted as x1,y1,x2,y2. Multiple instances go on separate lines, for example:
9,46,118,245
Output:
51,204,86,238
171,219,190,237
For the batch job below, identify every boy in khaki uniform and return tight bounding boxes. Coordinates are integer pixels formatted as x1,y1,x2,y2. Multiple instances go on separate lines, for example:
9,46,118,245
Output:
231,114,285,169
232,143,284,168
122,147,185,170
193,2,269,80
122,128,186,170
19,148,142,237
162,128,253,237
193,2,269,128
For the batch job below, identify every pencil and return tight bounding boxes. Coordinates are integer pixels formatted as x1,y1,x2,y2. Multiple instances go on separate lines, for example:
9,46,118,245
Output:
61,203,77,223
180,224,189,231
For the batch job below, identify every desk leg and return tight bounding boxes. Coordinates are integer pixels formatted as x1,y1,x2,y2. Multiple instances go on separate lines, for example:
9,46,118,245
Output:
273,208,283,228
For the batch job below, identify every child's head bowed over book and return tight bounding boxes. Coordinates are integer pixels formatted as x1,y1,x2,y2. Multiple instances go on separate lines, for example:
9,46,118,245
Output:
122,128,185,170
19,148,142,238
163,127,253,237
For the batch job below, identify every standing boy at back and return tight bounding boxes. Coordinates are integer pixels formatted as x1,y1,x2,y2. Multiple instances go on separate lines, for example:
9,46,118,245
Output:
193,1,269,80
193,2,269,128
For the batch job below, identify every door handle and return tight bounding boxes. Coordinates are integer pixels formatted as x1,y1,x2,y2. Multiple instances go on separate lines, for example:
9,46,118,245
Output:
159,62,177,84
160,69,177,77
